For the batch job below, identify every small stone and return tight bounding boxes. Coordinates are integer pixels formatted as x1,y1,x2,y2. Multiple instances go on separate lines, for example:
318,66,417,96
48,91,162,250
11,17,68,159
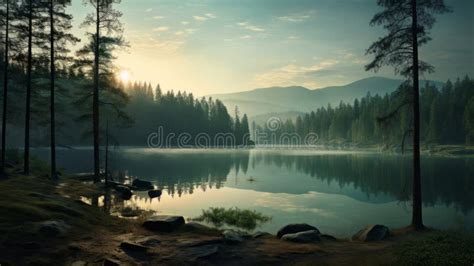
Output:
115,185,132,200
39,220,71,236
148,189,162,198
143,215,185,232
277,223,320,238
281,230,321,243
223,230,244,244
120,241,148,252
352,224,390,242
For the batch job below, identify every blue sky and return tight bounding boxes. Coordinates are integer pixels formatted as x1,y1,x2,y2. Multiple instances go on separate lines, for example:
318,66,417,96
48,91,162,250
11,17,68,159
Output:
70,0,473,96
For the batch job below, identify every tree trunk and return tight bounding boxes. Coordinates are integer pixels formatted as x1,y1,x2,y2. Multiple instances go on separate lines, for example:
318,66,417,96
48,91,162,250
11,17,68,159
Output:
50,0,57,179
92,4,100,182
105,120,109,186
411,0,424,230
24,0,33,175
1,0,10,177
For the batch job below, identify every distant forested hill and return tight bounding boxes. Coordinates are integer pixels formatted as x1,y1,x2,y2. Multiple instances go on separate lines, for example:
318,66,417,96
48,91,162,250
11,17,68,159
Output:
253,77,474,146
210,77,444,117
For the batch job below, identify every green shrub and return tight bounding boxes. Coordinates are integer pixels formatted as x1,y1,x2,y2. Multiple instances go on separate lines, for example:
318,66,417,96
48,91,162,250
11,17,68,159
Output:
192,207,271,231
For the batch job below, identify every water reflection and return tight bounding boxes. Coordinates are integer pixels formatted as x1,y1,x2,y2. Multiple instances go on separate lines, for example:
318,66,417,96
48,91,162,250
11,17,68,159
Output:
37,148,474,234
100,149,474,214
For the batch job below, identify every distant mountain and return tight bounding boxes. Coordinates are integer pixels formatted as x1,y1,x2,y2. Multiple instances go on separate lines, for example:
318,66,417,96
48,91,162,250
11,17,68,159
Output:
209,77,444,118
250,111,305,126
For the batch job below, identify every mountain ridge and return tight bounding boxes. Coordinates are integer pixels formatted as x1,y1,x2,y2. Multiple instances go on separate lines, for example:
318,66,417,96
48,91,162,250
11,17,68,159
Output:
209,76,444,118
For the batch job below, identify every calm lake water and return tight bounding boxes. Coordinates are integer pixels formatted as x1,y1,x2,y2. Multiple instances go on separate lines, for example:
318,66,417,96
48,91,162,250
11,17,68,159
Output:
34,147,474,236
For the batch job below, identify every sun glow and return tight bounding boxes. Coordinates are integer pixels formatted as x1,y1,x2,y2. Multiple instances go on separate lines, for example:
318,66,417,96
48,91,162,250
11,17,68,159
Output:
118,70,131,83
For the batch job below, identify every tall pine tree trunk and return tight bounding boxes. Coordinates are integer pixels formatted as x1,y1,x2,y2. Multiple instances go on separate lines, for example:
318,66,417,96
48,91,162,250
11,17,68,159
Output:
411,0,423,230
105,120,109,186
24,0,33,175
92,4,100,182
50,0,57,179
1,0,9,177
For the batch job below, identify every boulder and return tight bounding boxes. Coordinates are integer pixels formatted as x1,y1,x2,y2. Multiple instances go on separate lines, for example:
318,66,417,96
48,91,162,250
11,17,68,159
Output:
132,179,154,190
39,220,71,236
115,185,132,200
276,223,320,238
143,215,185,232
352,224,390,242
120,241,148,252
148,189,162,198
281,230,321,243
222,230,244,244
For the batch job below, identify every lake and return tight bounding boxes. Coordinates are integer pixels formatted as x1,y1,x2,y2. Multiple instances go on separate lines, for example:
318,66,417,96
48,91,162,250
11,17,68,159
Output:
34,147,474,237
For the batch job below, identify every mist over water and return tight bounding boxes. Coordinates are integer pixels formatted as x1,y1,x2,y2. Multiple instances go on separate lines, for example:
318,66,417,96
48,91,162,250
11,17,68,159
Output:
33,147,474,236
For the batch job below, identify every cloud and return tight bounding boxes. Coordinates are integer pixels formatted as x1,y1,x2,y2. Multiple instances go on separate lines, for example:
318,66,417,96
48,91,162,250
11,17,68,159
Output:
153,26,169,32
240,35,252,39
237,21,265,32
278,12,313,22
205,13,217,19
145,8,153,12
254,60,340,87
336,50,368,65
153,16,165,20
193,15,208,21
288,36,300,40
129,34,184,54
193,13,216,21
181,21,190,25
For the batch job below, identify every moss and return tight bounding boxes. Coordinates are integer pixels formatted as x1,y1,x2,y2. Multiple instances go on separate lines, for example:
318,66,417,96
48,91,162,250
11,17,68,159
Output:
395,231,474,266
191,207,271,231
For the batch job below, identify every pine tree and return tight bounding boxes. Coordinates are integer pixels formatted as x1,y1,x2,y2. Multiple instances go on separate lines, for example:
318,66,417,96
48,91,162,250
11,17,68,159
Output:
464,97,474,145
0,0,11,177
365,0,450,230
241,114,250,145
80,0,124,182
44,0,78,178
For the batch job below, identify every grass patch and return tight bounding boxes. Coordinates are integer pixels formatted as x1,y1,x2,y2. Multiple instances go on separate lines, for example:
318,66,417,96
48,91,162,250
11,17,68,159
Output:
395,231,474,266
191,207,271,231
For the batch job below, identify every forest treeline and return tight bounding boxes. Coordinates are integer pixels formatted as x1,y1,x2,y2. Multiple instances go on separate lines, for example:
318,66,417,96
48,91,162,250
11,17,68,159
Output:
0,0,251,165
254,77,474,146
116,81,252,146
0,69,252,147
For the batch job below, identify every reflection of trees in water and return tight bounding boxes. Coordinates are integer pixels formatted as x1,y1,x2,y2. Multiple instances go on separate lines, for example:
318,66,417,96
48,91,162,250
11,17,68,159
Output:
104,150,473,213
111,151,250,198
253,153,474,213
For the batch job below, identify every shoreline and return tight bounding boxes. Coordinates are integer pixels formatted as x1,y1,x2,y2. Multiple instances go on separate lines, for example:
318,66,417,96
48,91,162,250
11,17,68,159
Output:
0,169,473,265
27,144,474,157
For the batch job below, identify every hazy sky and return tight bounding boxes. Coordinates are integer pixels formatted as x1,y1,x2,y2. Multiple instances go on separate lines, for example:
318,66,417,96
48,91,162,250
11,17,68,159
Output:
69,0,473,96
